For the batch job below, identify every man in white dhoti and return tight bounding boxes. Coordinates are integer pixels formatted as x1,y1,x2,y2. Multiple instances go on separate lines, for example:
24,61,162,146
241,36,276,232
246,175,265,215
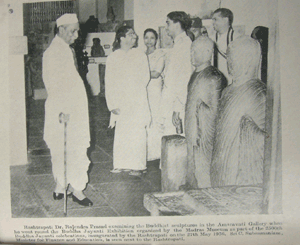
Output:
105,26,151,176
43,14,92,206
160,11,193,136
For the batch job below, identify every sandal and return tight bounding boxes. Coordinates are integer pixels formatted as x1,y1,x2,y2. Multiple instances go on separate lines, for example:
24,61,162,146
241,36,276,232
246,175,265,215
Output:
128,169,147,176
129,170,142,176
110,168,122,173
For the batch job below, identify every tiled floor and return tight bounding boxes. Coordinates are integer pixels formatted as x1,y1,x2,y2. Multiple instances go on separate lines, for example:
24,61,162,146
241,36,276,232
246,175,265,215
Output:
11,95,161,218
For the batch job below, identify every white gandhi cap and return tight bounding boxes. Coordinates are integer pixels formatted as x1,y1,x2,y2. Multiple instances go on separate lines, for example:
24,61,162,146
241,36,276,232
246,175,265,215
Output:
56,13,78,27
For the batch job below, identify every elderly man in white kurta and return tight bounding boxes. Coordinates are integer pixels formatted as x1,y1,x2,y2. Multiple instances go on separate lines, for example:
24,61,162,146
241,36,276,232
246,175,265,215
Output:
160,11,193,136
43,14,92,206
105,26,151,176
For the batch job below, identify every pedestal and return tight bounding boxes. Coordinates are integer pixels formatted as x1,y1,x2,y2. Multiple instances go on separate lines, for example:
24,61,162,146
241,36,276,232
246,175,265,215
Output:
161,135,187,192
144,185,263,216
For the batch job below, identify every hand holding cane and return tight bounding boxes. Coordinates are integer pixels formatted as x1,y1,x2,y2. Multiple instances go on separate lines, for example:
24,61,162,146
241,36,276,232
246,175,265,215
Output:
59,112,70,217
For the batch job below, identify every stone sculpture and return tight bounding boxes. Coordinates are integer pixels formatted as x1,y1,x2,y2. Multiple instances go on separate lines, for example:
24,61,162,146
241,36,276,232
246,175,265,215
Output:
91,38,105,57
184,37,227,189
211,36,266,187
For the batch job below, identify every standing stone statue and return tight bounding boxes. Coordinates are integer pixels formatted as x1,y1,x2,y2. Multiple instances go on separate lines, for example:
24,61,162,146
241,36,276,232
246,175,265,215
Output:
211,36,266,187
91,38,105,57
99,7,121,32
251,26,269,84
184,36,227,189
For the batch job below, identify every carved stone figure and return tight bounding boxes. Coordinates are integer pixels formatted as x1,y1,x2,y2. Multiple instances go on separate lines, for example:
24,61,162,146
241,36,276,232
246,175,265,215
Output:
211,36,266,187
85,15,100,33
99,7,121,32
91,38,105,57
184,37,227,189
251,26,269,84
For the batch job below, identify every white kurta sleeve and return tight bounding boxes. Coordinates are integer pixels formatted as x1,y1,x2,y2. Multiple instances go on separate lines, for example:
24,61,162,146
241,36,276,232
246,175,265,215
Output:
140,52,151,86
42,51,56,94
128,50,150,105
137,51,151,124
171,45,193,113
105,54,119,111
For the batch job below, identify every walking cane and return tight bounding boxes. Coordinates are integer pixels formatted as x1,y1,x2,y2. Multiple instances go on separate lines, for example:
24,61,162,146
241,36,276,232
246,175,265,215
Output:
59,112,70,217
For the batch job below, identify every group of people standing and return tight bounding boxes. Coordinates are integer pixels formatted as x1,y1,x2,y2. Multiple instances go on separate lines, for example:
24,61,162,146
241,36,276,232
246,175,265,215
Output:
106,8,266,190
42,7,266,207
105,11,193,176
105,9,237,176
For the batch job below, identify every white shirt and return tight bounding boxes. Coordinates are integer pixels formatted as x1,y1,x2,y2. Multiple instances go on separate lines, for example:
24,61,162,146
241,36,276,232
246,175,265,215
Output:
213,28,236,84
105,48,151,126
163,31,193,113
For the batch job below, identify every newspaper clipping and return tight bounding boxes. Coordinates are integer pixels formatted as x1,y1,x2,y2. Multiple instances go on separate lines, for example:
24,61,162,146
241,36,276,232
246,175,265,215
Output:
1,0,299,244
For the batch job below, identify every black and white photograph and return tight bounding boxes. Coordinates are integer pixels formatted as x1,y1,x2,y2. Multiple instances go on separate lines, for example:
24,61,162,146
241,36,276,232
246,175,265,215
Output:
0,0,299,244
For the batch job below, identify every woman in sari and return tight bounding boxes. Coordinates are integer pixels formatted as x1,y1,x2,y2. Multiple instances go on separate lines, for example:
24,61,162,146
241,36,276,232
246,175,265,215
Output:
144,28,165,161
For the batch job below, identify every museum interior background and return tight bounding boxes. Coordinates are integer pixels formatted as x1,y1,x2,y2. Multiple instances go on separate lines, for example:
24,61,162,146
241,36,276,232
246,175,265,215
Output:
7,0,281,217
